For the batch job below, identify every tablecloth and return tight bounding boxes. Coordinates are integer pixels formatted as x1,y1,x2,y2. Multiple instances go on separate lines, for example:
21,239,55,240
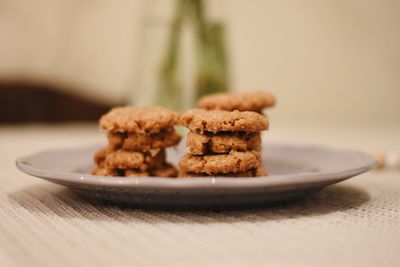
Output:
1,123,399,267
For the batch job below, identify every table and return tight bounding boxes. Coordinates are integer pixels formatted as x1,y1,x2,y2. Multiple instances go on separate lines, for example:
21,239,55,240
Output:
1,123,399,267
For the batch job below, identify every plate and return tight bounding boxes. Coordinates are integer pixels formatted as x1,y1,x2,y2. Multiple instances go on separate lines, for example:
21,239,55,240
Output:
16,143,376,208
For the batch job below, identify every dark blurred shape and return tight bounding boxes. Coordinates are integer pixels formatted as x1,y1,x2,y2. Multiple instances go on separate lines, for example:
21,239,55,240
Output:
0,81,113,123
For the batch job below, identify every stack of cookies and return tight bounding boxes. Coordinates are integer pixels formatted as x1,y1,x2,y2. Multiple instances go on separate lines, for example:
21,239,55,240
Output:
193,91,275,176
92,106,181,177
179,109,268,177
196,91,275,114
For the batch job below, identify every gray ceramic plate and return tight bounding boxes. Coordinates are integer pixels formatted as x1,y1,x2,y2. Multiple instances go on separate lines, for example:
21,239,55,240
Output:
16,143,376,208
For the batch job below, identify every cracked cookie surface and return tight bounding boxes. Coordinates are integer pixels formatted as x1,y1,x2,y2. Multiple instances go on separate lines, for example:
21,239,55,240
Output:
101,149,166,171
187,131,261,154
91,166,120,176
124,163,178,177
93,145,114,166
179,150,260,174
196,91,275,112
108,130,181,151
100,106,179,133
180,109,268,133
92,162,178,178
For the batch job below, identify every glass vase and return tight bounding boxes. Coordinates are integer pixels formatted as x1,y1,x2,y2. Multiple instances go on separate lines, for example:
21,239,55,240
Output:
131,0,229,111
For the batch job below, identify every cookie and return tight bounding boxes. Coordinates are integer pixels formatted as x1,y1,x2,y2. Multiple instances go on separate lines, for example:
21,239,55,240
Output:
178,167,266,178
124,169,149,177
196,91,275,112
92,166,120,176
100,106,180,134
92,167,150,177
124,163,178,177
108,129,181,151
180,109,268,133
104,149,166,171
150,163,179,177
93,145,114,166
179,150,260,174
107,132,125,149
187,131,261,154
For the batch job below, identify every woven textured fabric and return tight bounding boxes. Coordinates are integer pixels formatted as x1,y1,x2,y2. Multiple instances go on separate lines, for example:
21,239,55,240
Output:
1,124,399,267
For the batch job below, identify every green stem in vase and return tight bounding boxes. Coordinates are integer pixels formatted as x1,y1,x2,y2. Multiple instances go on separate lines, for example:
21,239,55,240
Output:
157,0,187,111
157,0,229,110
196,21,228,98
193,0,228,99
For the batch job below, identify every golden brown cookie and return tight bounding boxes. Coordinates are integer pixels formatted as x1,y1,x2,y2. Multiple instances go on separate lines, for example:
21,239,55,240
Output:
122,163,178,177
150,163,179,177
180,109,268,133
196,91,275,112
100,106,180,134
178,167,266,178
124,169,149,177
108,129,181,151
107,132,125,149
93,145,115,166
179,150,260,174
104,149,166,171
187,131,261,155
92,166,120,176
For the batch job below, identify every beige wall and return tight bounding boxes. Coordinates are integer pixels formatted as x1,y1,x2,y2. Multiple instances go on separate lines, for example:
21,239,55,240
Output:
0,0,399,125
0,0,143,103
228,0,400,126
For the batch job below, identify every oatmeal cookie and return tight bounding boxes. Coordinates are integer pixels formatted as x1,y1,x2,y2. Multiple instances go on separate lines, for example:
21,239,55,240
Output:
124,163,178,177
91,166,120,176
196,91,275,112
179,150,260,174
93,145,114,166
100,106,179,133
187,131,261,154
180,109,268,133
150,163,179,177
108,129,181,151
103,149,166,171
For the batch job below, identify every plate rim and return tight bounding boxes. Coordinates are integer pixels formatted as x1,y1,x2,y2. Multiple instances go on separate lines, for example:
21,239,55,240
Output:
15,143,377,190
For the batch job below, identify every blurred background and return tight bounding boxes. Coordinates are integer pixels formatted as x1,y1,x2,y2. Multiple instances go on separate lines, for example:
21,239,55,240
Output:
0,0,399,127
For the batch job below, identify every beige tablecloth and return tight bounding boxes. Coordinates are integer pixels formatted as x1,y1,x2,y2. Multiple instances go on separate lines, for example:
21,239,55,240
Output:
1,123,399,267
